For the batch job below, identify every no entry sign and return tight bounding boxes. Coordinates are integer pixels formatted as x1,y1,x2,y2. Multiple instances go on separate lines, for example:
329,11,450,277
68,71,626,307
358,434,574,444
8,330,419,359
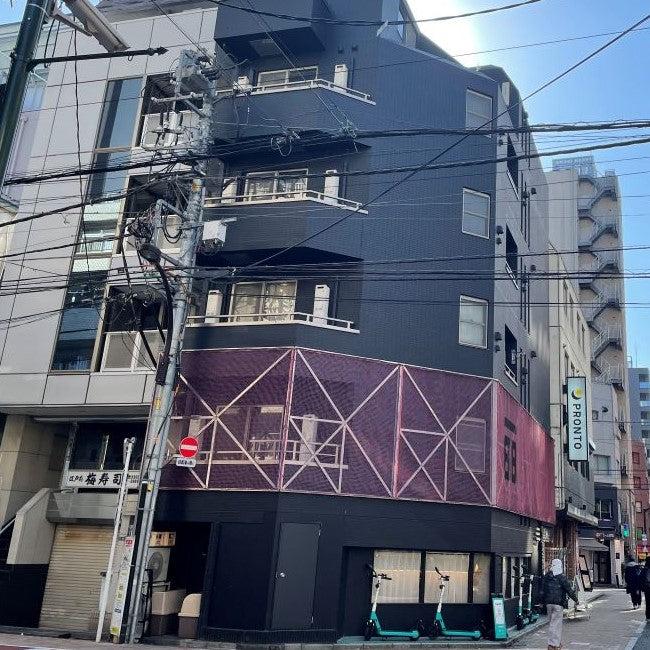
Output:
179,436,199,458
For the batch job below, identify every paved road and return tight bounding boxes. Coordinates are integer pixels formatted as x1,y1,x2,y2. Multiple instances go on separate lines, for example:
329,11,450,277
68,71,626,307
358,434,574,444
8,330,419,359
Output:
511,587,647,649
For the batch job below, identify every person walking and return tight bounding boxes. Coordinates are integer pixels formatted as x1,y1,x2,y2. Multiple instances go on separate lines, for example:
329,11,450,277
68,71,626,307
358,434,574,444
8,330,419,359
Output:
641,557,650,620
625,556,642,609
538,558,578,650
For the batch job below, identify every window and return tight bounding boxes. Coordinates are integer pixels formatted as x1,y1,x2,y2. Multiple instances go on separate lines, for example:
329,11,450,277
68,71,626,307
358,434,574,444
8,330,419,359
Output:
257,66,318,87
373,551,420,603
637,502,643,514
243,169,307,201
51,271,108,371
455,418,486,473
466,89,492,130
642,430,650,439
70,422,145,471
471,553,491,604
595,498,613,520
462,189,490,238
505,228,518,283
506,137,518,194
96,78,142,150
633,452,641,465
230,281,296,322
424,553,469,604
634,476,641,488
504,326,518,383
459,296,488,348
99,289,166,372
593,454,610,472
592,410,599,421
563,282,568,316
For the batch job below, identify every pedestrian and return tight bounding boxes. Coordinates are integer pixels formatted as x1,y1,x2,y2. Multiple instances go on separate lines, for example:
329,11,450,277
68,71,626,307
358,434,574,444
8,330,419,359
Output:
641,557,650,620
537,558,578,650
625,556,642,609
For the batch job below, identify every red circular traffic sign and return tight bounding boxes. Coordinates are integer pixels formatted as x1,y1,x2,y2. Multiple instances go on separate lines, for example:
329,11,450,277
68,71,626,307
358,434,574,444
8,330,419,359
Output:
179,436,199,458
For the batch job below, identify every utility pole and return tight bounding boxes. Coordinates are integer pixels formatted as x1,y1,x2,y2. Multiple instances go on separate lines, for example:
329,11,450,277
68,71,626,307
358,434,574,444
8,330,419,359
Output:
123,50,215,644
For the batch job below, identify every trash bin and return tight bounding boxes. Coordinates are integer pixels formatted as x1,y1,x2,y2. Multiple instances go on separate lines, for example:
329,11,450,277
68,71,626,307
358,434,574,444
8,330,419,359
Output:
150,589,186,636
178,593,201,639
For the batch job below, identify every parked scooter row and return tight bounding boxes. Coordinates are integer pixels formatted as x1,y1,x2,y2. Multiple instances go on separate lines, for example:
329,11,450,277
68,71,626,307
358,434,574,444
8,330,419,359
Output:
364,565,482,641
514,567,540,630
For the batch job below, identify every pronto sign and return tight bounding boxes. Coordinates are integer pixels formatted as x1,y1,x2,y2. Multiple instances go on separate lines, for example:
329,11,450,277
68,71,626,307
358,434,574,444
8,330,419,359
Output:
567,376,589,462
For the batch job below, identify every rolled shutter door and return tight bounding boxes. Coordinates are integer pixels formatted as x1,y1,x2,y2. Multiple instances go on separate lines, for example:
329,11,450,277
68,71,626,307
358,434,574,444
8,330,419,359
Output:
40,525,112,632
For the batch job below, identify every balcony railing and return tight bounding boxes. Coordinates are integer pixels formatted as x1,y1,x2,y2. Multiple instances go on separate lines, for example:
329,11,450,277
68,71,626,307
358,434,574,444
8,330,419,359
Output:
204,188,367,213
218,77,374,104
188,311,358,332
196,437,345,469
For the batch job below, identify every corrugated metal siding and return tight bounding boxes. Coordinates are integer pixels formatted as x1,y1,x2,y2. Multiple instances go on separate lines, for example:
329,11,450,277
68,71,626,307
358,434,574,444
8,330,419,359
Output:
39,525,112,632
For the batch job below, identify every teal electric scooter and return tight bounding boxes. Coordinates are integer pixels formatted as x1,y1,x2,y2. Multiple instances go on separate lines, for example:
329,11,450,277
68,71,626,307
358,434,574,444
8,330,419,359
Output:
364,566,423,640
522,574,539,624
429,567,482,640
514,568,526,630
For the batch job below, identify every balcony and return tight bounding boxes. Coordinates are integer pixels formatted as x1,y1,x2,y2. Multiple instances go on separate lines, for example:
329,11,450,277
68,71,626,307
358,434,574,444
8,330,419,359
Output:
215,0,329,60
188,311,357,332
201,191,365,264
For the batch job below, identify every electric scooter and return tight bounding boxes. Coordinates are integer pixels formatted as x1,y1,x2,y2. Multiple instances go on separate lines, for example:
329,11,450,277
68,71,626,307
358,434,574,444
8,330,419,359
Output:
522,574,539,624
364,566,423,640
514,568,526,630
429,567,482,639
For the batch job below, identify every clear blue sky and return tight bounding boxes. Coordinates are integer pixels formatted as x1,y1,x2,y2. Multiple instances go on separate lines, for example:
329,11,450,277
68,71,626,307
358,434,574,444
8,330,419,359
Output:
2,0,649,366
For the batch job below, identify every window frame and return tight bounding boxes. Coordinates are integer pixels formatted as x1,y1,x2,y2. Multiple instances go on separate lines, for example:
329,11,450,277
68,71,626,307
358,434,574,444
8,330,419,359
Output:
455,417,487,474
257,66,319,87
243,169,308,202
229,280,298,322
461,188,490,239
458,295,488,349
465,89,493,131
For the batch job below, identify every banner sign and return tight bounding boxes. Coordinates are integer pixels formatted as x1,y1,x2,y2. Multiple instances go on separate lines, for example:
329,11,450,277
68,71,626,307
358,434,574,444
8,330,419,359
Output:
567,377,589,462
64,469,139,489
110,536,135,638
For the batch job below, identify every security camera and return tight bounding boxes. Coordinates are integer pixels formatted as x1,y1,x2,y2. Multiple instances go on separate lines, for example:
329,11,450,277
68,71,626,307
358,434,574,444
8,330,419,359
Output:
61,0,130,53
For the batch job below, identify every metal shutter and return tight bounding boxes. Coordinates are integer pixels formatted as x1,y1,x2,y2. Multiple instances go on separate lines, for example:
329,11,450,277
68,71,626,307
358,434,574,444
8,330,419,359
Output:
40,525,112,632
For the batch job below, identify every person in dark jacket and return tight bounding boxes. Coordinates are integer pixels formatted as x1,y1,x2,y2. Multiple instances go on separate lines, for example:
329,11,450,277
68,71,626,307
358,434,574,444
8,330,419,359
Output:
642,557,650,620
625,556,642,608
537,558,578,650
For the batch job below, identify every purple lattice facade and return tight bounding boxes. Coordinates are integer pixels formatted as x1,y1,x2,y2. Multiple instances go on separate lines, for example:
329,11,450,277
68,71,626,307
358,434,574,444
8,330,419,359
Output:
162,347,555,524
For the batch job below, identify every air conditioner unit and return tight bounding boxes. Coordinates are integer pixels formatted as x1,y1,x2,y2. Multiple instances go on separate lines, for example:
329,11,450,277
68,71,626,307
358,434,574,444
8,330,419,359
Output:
299,414,318,461
145,547,171,584
334,63,348,88
313,284,330,325
236,75,252,92
323,170,340,201
205,289,223,324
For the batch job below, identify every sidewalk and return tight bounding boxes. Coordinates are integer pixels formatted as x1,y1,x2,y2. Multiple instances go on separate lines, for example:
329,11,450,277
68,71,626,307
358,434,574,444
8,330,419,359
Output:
0,588,620,650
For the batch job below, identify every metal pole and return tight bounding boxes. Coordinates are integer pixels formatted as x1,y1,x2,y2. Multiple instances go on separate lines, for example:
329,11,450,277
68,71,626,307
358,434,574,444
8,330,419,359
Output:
0,0,52,189
96,437,136,643
124,52,213,644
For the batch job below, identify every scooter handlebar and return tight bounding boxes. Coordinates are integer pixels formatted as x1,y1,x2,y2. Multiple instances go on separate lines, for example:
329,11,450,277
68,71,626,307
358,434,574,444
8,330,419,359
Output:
434,567,450,580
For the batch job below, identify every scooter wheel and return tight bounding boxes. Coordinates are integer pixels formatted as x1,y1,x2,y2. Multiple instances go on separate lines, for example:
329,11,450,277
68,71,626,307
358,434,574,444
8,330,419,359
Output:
429,621,441,638
364,621,375,641
479,621,489,639
516,615,524,631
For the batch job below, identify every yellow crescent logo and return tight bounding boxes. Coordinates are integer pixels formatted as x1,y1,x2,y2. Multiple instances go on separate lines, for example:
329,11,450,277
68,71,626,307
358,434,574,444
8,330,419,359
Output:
571,388,583,400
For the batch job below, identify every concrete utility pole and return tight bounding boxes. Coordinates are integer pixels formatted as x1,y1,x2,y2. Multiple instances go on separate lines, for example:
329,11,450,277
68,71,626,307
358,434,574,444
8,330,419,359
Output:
123,50,215,644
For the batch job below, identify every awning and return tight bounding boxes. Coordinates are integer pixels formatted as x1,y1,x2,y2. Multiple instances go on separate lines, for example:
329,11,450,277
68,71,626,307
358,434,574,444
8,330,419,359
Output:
579,537,608,552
